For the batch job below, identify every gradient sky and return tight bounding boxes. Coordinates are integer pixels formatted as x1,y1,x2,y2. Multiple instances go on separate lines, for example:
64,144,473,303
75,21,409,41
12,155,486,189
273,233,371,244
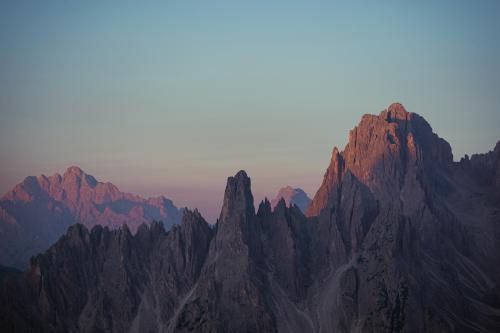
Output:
1,1,499,222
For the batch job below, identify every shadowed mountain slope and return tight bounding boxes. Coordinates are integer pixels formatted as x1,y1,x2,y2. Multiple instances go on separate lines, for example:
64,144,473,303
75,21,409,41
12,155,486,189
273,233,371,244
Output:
1,103,499,332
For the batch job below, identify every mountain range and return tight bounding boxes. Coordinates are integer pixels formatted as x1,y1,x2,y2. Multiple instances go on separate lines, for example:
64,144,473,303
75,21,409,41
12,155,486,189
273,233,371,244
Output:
0,166,182,269
270,186,311,213
1,103,499,332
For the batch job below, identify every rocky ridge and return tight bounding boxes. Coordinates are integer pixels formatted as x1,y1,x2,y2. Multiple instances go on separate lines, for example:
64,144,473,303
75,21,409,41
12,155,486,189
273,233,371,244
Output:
1,103,499,332
0,167,182,269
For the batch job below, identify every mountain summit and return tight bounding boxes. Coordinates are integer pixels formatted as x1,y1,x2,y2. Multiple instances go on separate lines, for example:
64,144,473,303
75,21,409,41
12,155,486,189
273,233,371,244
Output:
307,102,452,216
1,104,499,332
0,167,182,268
270,186,311,213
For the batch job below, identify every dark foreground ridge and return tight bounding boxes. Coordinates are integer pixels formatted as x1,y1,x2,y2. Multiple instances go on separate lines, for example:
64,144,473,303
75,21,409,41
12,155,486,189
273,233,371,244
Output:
1,103,500,332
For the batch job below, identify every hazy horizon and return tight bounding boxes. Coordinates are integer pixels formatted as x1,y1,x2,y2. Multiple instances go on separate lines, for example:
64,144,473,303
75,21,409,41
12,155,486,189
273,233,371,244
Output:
1,1,499,222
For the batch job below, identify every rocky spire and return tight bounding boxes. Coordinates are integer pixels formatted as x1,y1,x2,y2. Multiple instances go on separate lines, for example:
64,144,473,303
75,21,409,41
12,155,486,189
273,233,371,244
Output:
307,147,344,216
215,170,256,255
218,170,254,225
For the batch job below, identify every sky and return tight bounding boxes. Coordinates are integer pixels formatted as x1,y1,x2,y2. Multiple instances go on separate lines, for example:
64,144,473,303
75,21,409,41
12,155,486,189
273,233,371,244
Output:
1,1,499,222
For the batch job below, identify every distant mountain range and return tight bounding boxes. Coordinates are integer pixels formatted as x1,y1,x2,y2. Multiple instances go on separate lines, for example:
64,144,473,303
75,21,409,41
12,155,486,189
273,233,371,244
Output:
0,166,182,269
1,103,499,332
270,186,311,213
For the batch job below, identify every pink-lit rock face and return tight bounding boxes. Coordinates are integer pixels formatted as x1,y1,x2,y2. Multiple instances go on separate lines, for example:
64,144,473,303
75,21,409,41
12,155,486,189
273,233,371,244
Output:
270,186,311,213
1,104,500,332
0,166,182,268
307,102,453,217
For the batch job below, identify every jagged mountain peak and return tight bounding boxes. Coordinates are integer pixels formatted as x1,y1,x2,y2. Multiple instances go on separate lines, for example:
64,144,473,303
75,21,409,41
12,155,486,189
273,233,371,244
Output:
220,170,255,223
64,165,85,176
308,103,453,216
136,220,166,237
270,186,311,213
62,166,98,187
0,166,182,269
181,208,209,228
383,101,410,120
2,106,500,332
234,169,249,180
257,198,272,217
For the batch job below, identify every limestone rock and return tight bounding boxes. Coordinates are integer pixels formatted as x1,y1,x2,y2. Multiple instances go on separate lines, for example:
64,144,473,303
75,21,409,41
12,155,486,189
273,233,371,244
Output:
0,166,182,269
2,104,499,332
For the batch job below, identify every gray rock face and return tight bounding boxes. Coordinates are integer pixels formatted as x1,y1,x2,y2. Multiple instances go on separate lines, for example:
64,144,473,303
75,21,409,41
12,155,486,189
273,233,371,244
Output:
271,186,311,213
0,166,182,269
459,141,500,201
0,210,212,333
305,103,500,332
1,103,500,332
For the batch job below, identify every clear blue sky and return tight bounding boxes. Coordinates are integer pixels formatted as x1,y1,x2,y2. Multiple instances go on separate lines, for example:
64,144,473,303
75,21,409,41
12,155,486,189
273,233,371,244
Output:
1,1,499,221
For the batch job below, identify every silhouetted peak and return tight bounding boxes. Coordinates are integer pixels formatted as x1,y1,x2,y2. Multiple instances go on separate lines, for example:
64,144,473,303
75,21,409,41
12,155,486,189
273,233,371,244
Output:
277,197,287,207
137,220,165,234
234,170,249,181
20,176,42,192
65,223,90,247
257,198,272,217
462,140,500,194
67,223,89,235
306,146,344,216
494,140,500,154
182,208,208,227
136,220,166,243
274,197,287,214
219,170,254,223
